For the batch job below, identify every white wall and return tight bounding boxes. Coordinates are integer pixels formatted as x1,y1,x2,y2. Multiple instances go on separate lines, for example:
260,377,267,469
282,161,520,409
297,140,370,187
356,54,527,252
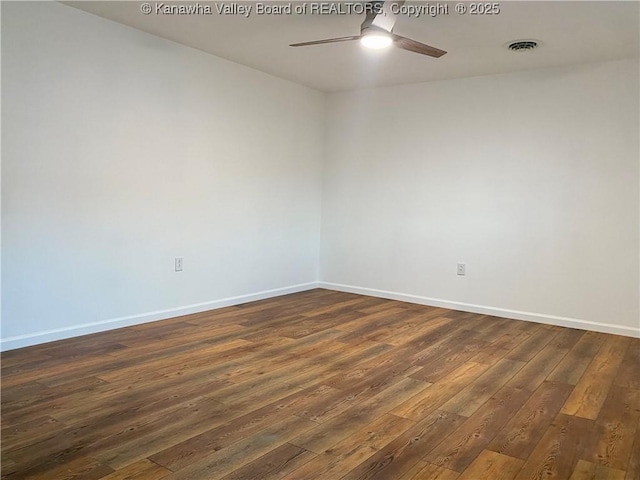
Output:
1,1,324,349
320,58,640,336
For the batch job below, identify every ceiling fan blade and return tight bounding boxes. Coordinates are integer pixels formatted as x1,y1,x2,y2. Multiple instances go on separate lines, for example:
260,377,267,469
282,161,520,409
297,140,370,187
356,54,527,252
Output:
393,35,447,57
361,1,383,30
290,36,361,47
369,0,406,32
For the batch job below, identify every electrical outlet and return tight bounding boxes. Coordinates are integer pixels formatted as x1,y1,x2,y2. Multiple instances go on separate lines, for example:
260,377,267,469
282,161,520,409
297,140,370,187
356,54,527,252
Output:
175,257,183,272
457,263,466,276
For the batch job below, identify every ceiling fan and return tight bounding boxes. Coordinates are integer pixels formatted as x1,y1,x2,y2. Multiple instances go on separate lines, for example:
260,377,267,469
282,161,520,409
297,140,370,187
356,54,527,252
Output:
290,0,446,58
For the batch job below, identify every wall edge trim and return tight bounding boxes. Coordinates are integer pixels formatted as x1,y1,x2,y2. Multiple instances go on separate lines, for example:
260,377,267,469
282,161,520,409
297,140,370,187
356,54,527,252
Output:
0,282,320,351
318,281,640,338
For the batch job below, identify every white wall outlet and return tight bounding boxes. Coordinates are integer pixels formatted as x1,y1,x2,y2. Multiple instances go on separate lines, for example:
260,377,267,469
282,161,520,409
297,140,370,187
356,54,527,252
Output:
175,257,183,272
457,263,466,276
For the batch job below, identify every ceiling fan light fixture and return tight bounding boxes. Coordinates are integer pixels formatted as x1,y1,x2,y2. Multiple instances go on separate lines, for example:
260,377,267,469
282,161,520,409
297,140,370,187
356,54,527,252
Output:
290,1,446,57
360,32,393,50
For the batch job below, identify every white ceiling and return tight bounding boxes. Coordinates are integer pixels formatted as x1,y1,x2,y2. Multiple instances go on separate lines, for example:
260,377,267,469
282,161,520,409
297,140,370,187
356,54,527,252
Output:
65,1,639,92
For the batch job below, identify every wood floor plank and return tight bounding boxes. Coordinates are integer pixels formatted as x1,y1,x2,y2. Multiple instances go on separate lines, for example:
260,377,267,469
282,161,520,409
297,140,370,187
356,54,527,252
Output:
4,395,230,475
340,410,466,480
1,374,161,426
470,330,532,366
1,289,633,480
547,328,585,350
216,336,363,384
290,377,430,454
560,335,630,419
398,461,460,480
409,337,488,383
383,316,454,347
569,459,626,480
0,350,53,369
393,362,490,420
164,415,318,480
211,343,396,417
27,456,114,480
514,413,595,480
440,358,525,417
408,325,482,368
424,386,532,472
1,351,121,389
487,380,574,460
456,450,524,480
208,340,389,405
402,318,469,352
467,317,512,343
295,359,418,424
98,459,171,480
504,344,569,392
320,343,419,391
0,381,53,410
108,324,249,357
0,415,67,452
282,413,415,479
547,331,608,385
36,337,242,390
625,412,640,480
505,327,557,362
149,383,334,471
91,397,230,469
50,375,231,426
614,341,640,390
1,452,114,480
581,385,640,471
95,338,256,383
2,377,109,417
221,443,316,480
344,310,420,344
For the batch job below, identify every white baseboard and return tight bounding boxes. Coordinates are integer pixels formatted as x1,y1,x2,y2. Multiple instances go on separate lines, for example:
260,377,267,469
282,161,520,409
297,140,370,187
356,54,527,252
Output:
319,282,640,338
0,282,319,351
4,280,637,351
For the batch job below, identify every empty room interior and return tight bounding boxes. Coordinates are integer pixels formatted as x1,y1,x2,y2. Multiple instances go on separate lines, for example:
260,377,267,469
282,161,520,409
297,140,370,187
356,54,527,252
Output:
1,1,639,479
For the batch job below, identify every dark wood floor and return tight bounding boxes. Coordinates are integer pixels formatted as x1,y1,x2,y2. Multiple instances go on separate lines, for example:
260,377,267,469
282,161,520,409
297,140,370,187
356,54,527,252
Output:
1,289,638,480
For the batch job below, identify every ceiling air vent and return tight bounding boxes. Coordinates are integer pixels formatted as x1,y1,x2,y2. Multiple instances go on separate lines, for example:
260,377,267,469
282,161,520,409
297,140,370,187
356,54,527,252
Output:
507,40,539,52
